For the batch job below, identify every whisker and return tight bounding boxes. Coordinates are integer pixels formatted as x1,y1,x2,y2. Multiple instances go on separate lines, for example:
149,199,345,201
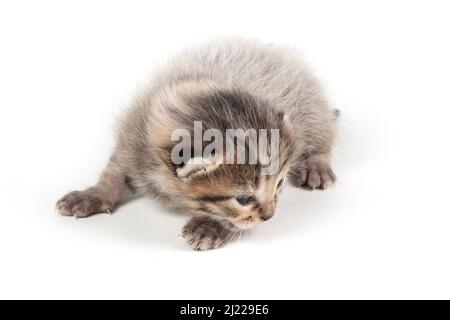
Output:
220,228,238,247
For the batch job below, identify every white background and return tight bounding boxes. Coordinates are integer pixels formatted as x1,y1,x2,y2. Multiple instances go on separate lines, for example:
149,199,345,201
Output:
1,0,449,299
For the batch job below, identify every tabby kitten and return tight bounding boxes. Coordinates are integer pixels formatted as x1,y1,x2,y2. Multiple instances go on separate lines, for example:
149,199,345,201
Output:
56,38,337,250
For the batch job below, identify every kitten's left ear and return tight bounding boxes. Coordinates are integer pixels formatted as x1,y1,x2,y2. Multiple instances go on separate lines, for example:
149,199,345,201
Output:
176,156,221,181
277,111,290,124
278,111,294,132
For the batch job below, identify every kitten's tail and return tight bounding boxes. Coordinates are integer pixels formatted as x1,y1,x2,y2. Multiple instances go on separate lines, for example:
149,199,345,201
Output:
333,108,340,119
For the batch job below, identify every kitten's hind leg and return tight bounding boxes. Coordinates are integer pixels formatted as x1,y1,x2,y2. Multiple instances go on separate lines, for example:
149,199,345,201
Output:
56,158,131,218
289,153,336,190
182,217,236,251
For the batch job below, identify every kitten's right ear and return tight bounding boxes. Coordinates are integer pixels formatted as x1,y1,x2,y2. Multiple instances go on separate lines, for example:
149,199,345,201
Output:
176,156,221,181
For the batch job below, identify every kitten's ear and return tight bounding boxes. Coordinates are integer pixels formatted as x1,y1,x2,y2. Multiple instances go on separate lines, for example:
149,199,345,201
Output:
176,156,221,181
277,111,294,132
277,111,291,125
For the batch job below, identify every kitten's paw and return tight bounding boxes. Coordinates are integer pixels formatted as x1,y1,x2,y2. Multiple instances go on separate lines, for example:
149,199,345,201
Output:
291,166,336,190
290,154,336,190
182,217,231,251
56,190,113,218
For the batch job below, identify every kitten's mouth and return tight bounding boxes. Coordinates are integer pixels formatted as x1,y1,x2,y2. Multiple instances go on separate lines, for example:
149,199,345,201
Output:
231,217,260,230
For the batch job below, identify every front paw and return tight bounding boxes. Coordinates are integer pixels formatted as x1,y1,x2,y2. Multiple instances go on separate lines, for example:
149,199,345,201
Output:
56,190,113,218
182,217,232,251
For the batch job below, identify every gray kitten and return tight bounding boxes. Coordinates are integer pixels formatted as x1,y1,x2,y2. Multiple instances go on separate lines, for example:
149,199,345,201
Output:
56,38,337,250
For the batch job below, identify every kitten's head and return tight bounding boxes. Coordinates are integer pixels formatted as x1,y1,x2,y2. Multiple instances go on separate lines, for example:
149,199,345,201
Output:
177,159,291,229
150,86,296,228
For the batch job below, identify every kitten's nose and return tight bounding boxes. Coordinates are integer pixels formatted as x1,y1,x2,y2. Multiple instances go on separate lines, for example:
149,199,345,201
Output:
259,208,274,221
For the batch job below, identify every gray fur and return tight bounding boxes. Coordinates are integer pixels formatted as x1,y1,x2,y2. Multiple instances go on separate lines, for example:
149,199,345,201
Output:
56,38,337,250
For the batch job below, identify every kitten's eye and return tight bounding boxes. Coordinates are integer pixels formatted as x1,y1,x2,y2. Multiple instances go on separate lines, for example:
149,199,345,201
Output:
277,178,285,189
236,195,254,205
